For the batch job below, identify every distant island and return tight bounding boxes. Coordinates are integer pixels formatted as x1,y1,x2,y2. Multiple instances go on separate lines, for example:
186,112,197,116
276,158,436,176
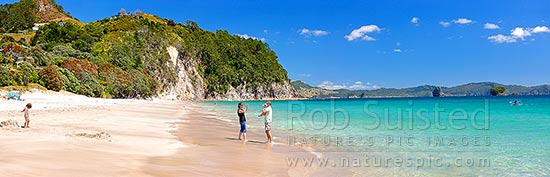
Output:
292,80,550,99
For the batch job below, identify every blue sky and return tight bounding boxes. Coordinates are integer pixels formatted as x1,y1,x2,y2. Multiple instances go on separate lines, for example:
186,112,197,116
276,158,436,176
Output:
3,0,550,89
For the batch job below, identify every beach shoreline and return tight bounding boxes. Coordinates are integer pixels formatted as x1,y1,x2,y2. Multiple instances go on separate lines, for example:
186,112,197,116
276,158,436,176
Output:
3,91,548,176
0,91,325,176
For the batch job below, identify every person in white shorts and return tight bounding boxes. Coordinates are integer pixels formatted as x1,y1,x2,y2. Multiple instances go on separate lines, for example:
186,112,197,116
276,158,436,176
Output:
258,101,273,144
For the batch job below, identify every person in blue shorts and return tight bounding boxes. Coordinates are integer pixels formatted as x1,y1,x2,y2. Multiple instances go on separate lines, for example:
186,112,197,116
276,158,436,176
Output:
237,102,248,142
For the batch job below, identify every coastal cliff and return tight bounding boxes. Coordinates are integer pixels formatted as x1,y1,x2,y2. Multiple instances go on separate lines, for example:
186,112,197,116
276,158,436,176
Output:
0,0,295,100
163,46,295,100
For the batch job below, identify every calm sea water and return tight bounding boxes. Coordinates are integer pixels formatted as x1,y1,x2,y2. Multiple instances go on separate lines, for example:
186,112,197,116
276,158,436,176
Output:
201,96,550,176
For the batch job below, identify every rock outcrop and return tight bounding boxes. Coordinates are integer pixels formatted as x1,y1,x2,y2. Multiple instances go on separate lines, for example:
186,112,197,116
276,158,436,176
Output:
432,86,444,97
162,51,207,100
35,0,73,22
207,82,295,100
161,46,295,100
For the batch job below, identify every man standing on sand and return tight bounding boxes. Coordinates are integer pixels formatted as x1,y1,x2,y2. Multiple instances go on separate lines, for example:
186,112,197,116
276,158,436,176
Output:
258,101,273,144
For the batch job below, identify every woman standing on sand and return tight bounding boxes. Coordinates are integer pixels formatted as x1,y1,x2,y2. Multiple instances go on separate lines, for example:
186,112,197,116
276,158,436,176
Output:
237,102,248,142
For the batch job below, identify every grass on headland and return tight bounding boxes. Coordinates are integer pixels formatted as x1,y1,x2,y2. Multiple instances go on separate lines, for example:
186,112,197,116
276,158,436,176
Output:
3,32,35,44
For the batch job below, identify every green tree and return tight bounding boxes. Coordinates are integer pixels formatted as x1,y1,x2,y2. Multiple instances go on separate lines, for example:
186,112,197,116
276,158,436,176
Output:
0,0,36,32
31,22,87,49
490,85,506,96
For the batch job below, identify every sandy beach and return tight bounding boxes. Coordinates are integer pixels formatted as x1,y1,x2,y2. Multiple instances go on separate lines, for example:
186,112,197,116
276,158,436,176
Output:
144,104,327,177
0,91,320,177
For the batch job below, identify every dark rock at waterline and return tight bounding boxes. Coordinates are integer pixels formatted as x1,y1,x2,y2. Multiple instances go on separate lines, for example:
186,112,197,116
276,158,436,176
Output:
432,86,444,97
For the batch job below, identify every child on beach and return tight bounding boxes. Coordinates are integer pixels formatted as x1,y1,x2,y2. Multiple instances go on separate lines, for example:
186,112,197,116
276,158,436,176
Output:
21,103,32,128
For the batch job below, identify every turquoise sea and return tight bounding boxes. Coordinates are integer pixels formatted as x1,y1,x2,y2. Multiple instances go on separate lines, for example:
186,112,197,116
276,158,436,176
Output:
201,96,550,176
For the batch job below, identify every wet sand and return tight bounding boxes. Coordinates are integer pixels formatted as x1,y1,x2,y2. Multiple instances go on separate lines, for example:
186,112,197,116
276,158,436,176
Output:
144,104,321,177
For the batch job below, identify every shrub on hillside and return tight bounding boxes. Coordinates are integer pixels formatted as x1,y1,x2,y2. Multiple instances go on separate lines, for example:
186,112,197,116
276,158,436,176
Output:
59,59,98,77
30,48,55,66
76,71,103,97
0,54,14,64
51,45,94,60
38,65,63,91
107,45,136,69
17,61,39,84
98,64,156,98
0,64,15,86
57,68,81,94
98,63,130,98
72,39,92,53
0,64,29,86
128,69,157,98
59,59,102,97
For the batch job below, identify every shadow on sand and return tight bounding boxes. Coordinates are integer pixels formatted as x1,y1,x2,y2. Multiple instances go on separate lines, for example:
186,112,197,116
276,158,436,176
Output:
225,137,266,144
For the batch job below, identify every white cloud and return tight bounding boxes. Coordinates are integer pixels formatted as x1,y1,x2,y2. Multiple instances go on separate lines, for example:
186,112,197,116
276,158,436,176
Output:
454,18,473,24
349,81,379,90
488,34,517,43
411,17,419,25
299,28,329,37
532,26,550,33
393,42,402,53
318,81,379,90
439,21,451,27
318,81,346,90
345,25,381,41
511,27,531,39
484,23,500,30
235,34,266,41
487,25,550,43
298,73,311,78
